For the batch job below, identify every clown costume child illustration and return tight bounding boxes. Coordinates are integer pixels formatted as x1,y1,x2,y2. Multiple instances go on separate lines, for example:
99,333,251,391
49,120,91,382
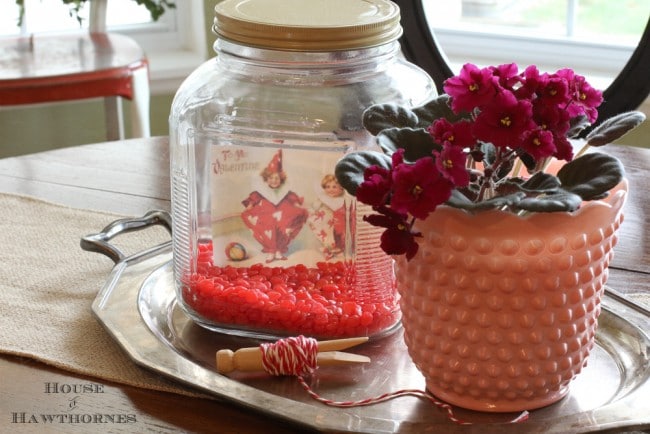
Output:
308,174,346,260
241,150,308,263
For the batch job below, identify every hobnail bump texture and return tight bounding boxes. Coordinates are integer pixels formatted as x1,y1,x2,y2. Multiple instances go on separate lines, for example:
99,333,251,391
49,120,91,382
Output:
396,180,628,412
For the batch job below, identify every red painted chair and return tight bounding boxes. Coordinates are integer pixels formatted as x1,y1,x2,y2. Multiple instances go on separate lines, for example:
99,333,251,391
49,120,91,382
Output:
0,1,150,140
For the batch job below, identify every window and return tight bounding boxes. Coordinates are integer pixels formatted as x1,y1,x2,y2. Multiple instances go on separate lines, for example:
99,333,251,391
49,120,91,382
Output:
423,0,650,90
1,0,207,94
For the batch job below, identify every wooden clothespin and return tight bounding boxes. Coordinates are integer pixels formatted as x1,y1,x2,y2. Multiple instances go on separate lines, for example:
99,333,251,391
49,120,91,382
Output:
216,336,370,374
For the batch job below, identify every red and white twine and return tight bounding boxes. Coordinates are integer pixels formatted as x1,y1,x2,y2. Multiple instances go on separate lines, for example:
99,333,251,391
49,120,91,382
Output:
259,335,529,425
260,335,319,376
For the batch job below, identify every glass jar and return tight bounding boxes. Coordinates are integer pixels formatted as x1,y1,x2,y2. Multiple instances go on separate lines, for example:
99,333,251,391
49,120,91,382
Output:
169,0,436,339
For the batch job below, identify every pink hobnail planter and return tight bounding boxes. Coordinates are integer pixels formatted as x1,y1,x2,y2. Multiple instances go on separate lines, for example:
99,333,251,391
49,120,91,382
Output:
395,180,628,412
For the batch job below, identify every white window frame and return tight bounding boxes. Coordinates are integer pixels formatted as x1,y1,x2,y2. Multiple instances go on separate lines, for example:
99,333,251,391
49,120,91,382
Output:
422,2,644,91
114,4,208,95
430,28,634,90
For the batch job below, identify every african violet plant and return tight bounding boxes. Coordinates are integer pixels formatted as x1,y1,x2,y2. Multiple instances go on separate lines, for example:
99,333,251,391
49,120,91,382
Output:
335,63,646,260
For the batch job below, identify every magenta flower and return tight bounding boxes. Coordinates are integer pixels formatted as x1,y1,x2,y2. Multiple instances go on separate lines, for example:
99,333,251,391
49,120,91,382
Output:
521,128,556,160
364,207,420,260
356,165,392,207
390,154,453,219
533,102,571,138
427,118,475,149
570,75,603,123
555,68,576,86
472,91,535,149
380,225,419,260
537,74,570,107
434,144,470,187
556,69,602,123
489,63,520,90
552,134,574,161
515,65,545,99
443,63,497,114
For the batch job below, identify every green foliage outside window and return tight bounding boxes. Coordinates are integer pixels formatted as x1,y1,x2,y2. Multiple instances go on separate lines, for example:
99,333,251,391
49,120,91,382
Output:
15,0,176,25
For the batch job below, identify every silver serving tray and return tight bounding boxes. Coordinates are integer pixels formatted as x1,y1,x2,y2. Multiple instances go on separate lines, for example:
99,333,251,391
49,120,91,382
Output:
89,238,650,433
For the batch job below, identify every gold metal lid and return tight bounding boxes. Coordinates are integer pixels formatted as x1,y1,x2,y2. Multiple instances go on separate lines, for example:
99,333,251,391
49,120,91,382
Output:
214,0,402,51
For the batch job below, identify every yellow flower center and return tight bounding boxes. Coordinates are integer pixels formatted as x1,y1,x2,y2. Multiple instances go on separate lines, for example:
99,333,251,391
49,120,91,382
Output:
579,92,587,101
469,83,479,92
412,185,423,196
500,116,512,127
444,159,454,169
533,137,541,146
397,223,407,231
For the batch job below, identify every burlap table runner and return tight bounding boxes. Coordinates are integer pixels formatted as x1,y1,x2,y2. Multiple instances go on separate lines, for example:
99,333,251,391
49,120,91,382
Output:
1,192,648,398
0,193,201,396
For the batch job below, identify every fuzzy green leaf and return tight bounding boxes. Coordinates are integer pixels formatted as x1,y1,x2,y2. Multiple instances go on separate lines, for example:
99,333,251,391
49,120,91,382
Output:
556,152,624,201
362,95,468,136
376,128,441,162
447,192,526,211
586,111,646,147
334,151,391,196
519,172,562,193
446,189,474,208
567,114,590,138
411,95,466,126
495,180,524,196
362,104,419,136
516,191,583,212
481,142,497,166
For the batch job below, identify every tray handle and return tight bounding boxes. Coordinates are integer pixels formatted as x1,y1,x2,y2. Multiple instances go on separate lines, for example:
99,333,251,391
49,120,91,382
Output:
80,210,172,264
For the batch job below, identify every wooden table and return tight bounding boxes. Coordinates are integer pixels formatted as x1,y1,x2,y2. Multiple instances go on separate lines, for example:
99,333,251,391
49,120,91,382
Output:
0,137,648,433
